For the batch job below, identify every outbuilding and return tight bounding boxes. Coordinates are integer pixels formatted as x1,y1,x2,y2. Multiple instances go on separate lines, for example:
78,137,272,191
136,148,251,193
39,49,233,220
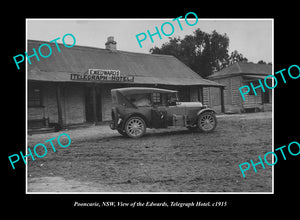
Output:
204,61,272,113
27,36,224,130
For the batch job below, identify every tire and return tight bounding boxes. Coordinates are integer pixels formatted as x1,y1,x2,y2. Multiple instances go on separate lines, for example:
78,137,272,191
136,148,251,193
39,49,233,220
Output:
124,116,146,138
197,112,217,132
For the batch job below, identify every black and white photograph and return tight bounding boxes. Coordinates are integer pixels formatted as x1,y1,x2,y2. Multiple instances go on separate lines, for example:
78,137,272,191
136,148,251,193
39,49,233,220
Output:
25,18,273,193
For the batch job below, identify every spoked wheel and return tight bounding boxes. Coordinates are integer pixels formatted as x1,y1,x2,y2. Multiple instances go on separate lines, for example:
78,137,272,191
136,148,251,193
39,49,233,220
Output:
124,116,146,138
197,112,217,132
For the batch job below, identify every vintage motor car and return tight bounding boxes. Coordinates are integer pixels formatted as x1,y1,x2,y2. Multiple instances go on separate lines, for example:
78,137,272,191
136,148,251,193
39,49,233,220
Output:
109,87,217,138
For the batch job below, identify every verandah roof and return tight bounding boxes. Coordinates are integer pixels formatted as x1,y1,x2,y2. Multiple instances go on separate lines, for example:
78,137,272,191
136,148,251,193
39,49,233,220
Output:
27,40,223,87
208,62,272,80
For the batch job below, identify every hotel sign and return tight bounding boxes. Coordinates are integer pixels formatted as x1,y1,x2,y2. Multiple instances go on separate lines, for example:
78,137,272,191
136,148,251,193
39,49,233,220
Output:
70,69,134,82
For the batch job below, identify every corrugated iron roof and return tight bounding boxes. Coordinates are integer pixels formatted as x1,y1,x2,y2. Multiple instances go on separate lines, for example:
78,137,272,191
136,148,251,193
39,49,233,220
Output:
208,62,272,79
27,40,223,87
242,74,267,79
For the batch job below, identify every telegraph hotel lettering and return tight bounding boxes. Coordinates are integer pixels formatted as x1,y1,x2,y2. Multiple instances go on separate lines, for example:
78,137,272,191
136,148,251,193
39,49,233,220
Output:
70,69,134,82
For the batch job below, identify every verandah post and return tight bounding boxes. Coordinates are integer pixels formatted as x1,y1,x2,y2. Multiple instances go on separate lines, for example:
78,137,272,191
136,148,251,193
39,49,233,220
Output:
92,84,97,125
220,87,225,113
56,83,63,129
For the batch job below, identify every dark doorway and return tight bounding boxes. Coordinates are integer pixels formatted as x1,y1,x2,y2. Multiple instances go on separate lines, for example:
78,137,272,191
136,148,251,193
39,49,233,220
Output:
262,89,270,104
178,87,190,102
85,87,102,122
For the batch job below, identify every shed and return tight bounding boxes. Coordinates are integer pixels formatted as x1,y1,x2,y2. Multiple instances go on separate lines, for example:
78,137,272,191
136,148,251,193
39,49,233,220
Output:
205,62,272,113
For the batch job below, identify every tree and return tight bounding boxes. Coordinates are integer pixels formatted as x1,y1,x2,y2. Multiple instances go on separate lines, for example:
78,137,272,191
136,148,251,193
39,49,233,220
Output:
150,28,247,78
257,60,267,64
226,50,248,65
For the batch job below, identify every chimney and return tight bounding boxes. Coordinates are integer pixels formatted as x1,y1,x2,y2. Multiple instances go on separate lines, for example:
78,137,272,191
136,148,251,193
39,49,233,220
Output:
105,36,117,50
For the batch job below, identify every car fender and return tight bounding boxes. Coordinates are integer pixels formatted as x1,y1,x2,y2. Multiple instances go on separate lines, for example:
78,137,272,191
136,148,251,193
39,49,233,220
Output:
196,108,216,117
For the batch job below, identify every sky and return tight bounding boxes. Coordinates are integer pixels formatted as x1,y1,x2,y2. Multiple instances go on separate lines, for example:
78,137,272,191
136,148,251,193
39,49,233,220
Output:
27,19,273,63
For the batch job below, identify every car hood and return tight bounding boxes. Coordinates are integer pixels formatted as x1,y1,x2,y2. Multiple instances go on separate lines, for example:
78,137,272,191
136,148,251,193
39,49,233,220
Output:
177,102,203,108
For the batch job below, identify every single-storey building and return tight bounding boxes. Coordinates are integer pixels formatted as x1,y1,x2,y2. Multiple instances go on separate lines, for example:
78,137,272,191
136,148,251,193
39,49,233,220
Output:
27,36,224,130
204,61,272,113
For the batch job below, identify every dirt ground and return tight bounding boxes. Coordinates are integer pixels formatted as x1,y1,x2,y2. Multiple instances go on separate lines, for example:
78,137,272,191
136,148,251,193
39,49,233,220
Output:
27,112,272,193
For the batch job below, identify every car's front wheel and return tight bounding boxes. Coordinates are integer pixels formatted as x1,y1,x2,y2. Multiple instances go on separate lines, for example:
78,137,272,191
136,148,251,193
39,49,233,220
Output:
124,116,146,138
197,112,217,132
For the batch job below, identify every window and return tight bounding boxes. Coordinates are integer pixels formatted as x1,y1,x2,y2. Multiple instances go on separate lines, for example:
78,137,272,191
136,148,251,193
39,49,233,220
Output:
129,94,151,107
151,93,161,104
28,87,42,107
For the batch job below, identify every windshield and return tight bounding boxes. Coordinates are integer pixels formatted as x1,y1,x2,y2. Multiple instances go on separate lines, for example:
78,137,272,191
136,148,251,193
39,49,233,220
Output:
168,92,179,102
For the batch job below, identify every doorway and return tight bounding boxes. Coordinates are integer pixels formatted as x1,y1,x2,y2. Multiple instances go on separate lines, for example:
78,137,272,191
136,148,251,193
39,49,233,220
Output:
262,89,270,104
178,87,190,102
85,86,102,122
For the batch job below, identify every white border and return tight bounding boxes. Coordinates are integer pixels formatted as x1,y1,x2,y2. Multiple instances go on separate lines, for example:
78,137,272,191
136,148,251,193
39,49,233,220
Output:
25,18,274,194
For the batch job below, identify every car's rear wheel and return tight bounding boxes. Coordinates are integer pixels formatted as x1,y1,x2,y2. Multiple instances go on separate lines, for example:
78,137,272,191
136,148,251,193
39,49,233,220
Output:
124,116,146,138
197,112,217,132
